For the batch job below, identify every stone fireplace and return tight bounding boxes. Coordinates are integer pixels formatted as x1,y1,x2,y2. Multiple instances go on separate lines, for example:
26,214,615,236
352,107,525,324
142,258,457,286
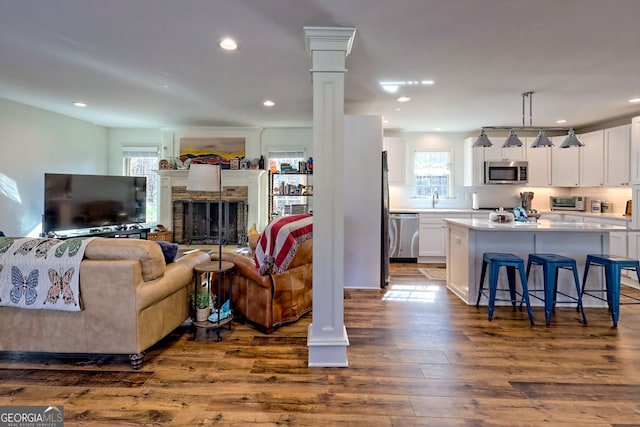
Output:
156,170,267,244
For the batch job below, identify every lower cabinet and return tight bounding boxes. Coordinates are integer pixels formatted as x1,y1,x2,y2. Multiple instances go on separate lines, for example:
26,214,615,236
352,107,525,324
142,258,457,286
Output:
583,216,631,278
419,213,469,259
583,216,628,258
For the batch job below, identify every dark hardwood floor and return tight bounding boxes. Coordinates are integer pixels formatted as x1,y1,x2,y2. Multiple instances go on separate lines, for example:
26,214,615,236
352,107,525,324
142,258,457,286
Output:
2,263,640,426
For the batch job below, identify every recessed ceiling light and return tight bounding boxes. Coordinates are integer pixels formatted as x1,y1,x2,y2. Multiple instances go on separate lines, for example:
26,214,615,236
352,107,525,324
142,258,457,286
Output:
73,102,87,107
630,98,640,103
556,119,567,124
434,127,442,131
397,96,411,102
219,37,238,51
263,100,275,107
380,80,434,93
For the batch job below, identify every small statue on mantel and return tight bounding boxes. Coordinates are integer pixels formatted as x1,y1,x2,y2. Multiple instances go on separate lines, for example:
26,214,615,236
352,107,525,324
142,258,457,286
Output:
175,157,191,170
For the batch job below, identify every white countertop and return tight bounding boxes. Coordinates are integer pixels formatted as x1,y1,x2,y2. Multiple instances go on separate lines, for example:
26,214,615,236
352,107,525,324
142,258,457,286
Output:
444,218,628,232
390,208,476,214
390,208,631,222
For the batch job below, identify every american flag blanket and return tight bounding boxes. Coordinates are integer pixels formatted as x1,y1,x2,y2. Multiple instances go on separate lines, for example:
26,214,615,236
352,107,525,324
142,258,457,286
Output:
254,214,312,275
0,237,96,311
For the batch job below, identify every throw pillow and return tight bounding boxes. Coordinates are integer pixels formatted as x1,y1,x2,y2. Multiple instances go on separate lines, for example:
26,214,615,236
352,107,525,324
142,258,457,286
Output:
155,240,179,264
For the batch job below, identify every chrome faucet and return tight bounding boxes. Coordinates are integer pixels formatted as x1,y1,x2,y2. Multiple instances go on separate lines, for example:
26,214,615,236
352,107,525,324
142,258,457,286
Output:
432,189,439,208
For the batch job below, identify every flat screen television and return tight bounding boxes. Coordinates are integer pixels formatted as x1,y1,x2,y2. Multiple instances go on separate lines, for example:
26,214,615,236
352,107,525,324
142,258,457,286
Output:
43,173,146,234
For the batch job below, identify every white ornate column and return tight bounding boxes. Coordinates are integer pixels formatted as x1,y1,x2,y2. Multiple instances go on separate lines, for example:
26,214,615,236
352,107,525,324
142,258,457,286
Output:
304,26,356,367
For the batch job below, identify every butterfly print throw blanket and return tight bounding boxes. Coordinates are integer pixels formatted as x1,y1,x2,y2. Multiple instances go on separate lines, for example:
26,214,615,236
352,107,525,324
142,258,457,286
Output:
0,237,96,311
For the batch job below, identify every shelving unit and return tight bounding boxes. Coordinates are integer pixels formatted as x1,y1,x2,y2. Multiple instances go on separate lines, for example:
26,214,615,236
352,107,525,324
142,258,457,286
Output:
268,172,313,220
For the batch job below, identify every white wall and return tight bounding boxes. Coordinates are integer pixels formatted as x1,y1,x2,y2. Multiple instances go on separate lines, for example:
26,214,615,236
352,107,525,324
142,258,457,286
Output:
261,128,312,159
387,131,488,209
344,115,383,289
0,98,108,236
107,128,163,174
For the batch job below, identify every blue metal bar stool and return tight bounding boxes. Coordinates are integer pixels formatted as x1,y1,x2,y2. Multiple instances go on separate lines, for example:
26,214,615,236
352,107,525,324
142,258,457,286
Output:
581,254,640,327
476,252,535,325
525,253,587,326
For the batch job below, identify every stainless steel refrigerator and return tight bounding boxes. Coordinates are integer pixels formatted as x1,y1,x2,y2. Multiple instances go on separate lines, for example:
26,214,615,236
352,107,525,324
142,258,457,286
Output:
381,151,390,288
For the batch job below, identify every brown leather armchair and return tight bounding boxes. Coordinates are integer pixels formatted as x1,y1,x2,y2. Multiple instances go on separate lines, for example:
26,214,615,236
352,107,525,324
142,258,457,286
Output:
212,238,312,333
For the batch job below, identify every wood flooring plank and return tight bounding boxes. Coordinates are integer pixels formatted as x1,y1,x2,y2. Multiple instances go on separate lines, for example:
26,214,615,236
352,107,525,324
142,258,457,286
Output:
2,263,640,425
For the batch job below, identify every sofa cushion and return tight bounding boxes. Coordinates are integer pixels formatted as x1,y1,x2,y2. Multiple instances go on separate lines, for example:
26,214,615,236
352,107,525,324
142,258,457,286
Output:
84,238,165,281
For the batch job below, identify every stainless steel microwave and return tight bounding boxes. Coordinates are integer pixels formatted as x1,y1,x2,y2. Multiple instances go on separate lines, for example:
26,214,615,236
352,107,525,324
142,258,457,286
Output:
484,161,528,184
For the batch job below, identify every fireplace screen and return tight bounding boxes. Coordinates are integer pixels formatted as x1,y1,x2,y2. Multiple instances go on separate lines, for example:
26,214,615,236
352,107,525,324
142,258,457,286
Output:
173,200,247,245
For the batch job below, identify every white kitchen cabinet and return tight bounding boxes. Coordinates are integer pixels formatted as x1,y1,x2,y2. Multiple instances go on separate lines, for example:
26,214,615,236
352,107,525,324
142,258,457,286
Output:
605,124,631,186
583,216,629,262
525,137,552,186
463,137,485,186
419,215,445,257
631,116,640,185
383,137,406,184
551,136,580,186
419,212,469,258
483,140,527,162
579,130,605,186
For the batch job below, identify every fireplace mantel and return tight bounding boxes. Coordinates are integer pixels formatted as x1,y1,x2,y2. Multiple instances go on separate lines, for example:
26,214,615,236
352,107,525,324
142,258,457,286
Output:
156,169,268,235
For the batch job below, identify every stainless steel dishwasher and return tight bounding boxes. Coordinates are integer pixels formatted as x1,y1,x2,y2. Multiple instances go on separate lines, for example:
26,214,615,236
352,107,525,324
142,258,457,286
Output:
389,212,419,262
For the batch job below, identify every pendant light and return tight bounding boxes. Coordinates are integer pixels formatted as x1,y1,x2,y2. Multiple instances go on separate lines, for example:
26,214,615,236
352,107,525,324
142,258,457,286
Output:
472,128,492,147
502,129,523,147
476,92,580,149
560,128,583,148
530,129,553,148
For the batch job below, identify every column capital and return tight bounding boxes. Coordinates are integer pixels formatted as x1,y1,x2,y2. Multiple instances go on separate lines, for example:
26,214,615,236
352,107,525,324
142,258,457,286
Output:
304,27,356,57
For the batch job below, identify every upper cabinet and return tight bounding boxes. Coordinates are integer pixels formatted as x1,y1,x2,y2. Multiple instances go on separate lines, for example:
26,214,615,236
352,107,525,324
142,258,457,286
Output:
464,123,633,188
632,117,640,185
383,137,406,184
551,136,580,186
525,137,552,186
463,137,484,186
482,139,527,162
579,130,605,186
605,124,631,186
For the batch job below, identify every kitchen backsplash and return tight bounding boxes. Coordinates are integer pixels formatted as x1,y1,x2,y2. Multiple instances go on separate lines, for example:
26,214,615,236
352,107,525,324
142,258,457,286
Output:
390,184,632,215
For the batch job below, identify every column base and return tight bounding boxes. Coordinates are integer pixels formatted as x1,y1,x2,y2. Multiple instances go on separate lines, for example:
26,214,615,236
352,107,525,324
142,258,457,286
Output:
307,323,350,367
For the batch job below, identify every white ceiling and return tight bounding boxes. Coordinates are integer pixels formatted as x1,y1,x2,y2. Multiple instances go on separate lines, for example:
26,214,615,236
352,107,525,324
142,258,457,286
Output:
1,0,639,133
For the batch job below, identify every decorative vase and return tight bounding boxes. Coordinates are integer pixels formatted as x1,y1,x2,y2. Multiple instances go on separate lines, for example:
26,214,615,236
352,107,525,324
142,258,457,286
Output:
196,308,210,322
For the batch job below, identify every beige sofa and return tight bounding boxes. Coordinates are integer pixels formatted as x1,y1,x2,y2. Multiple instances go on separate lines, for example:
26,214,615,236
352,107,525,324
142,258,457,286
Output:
0,238,210,369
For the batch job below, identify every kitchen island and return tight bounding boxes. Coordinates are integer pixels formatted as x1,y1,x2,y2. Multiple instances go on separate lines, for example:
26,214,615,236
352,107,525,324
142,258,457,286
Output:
444,218,627,308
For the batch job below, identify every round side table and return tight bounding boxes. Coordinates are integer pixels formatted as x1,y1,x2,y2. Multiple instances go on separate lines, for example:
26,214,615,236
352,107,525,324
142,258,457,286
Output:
192,260,234,341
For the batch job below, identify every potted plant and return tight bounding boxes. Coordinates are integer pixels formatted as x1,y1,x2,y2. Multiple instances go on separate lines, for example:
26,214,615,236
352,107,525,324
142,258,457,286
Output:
194,291,214,322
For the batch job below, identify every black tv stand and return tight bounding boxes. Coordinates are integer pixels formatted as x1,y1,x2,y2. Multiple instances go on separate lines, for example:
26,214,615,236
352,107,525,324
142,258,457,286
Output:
51,227,151,240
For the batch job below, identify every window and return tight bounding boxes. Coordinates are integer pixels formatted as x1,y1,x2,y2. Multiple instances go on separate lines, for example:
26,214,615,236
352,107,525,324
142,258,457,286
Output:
413,150,452,197
122,146,159,224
